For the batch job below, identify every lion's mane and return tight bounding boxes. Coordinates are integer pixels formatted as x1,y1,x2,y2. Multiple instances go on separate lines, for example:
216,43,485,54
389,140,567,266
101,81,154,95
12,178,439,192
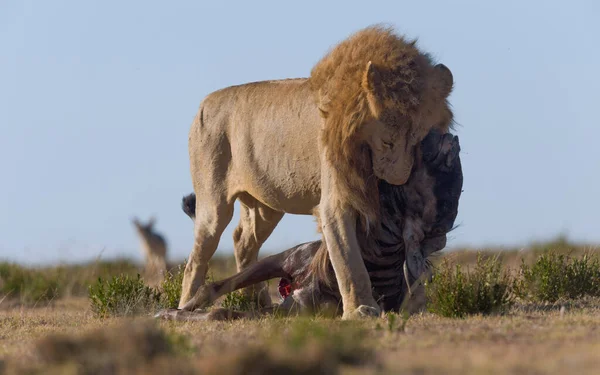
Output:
309,25,453,224
308,25,454,285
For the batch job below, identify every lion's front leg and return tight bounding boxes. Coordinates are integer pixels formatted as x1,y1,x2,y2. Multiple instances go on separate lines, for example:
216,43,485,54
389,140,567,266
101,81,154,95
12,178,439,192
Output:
319,175,381,320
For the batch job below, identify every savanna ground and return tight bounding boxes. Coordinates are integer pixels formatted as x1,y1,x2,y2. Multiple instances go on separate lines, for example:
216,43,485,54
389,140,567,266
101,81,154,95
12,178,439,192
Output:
0,237,599,374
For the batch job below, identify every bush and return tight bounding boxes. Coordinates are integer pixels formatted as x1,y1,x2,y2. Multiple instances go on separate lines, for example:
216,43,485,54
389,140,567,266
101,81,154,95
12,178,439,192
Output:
425,254,515,318
158,264,185,309
88,263,221,317
0,263,59,304
221,290,257,311
53,259,140,298
0,259,145,306
518,251,600,302
88,274,161,318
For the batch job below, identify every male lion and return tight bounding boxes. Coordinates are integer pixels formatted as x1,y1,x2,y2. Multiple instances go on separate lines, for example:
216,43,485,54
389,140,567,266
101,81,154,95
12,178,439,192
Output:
158,129,462,321
180,25,454,319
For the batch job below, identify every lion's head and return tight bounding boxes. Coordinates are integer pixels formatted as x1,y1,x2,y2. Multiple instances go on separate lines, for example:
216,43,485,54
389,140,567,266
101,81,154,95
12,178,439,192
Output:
309,25,454,223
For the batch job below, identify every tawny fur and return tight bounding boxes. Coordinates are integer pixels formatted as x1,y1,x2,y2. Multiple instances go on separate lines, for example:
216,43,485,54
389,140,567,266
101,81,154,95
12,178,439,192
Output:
180,25,455,319
310,25,454,224
157,130,463,321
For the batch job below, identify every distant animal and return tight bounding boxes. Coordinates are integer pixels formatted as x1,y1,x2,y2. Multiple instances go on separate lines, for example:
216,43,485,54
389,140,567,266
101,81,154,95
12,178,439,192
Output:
178,25,455,320
132,217,168,284
156,129,462,321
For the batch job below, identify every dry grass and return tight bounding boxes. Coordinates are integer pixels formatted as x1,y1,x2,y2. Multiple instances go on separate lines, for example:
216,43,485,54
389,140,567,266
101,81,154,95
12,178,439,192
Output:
0,297,598,374
1,240,599,374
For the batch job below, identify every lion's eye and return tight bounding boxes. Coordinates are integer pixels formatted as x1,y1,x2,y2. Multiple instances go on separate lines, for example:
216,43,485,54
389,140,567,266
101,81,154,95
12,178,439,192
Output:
383,141,393,149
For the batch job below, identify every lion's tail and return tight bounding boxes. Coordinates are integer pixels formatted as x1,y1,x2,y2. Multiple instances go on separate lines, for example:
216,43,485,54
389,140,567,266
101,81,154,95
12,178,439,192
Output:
181,193,196,220
309,241,335,288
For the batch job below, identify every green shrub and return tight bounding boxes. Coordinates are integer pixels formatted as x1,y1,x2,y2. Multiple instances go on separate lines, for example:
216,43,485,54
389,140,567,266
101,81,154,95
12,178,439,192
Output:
425,254,515,318
50,259,140,298
0,259,145,305
88,262,218,317
0,263,59,303
221,290,257,311
518,251,600,302
566,254,600,297
158,265,185,309
88,274,161,318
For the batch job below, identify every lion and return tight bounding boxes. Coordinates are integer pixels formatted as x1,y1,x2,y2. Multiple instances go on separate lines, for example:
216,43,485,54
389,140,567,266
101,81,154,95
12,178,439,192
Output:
157,129,462,321
179,25,454,319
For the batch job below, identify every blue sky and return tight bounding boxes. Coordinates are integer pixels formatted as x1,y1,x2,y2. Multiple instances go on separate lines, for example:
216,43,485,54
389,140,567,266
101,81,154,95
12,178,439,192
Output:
1,0,598,264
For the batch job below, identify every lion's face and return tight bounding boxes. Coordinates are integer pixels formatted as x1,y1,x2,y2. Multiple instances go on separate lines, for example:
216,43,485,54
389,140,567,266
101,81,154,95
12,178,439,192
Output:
364,118,430,185
361,62,454,186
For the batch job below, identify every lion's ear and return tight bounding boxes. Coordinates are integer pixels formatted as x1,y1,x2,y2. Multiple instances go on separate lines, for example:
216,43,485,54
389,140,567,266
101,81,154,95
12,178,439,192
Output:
362,61,383,117
433,63,453,98
362,61,381,93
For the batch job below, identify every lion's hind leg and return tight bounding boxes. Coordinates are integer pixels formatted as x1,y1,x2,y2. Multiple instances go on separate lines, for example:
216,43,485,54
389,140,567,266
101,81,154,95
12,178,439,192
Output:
233,197,284,308
179,192,235,310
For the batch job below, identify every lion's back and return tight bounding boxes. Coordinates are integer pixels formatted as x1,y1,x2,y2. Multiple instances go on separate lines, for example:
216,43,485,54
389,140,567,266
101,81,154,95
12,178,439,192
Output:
188,78,323,213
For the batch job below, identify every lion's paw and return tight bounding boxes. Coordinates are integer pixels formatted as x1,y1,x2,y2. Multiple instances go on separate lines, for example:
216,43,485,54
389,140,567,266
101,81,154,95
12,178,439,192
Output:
342,305,381,320
178,285,214,311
